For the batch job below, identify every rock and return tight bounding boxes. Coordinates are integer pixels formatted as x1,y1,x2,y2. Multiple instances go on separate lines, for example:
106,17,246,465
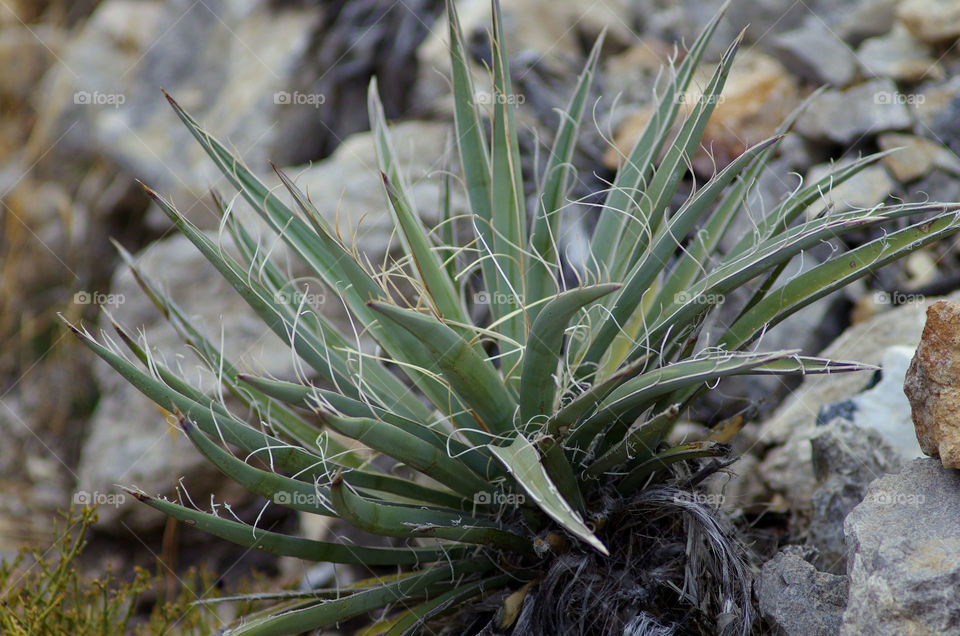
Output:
817,346,924,462
842,458,960,635
898,0,960,44
858,24,943,83
757,292,960,513
878,133,960,182
36,0,323,222
804,161,894,218
770,20,858,87
808,417,904,573
758,547,848,636
796,79,913,144
905,300,960,468
915,78,960,133
76,232,337,532
605,49,799,174
910,169,960,205
832,0,900,46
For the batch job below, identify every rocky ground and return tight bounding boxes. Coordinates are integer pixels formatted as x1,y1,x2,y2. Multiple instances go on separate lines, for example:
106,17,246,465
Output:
3,0,960,633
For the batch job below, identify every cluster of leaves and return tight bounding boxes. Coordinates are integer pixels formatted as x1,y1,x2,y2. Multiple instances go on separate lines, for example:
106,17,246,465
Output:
64,0,960,634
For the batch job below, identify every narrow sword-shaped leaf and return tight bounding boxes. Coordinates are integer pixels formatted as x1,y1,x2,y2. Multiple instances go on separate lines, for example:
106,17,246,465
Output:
179,418,336,516
584,404,681,477
382,574,513,635
579,136,779,368
224,560,497,636
130,492,464,565
489,435,608,555
617,441,731,494
589,1,731,275
526,32,606,314
237,374,507,483
607,30,746,282
368,78,470,326
721,209,960,349
330,475,533,555
314,409,493,500
488,0,528,386
369,302,517,435
569,351,795,449
519,284,620,425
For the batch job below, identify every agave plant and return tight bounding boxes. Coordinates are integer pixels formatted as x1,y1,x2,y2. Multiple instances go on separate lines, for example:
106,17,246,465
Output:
65,1,960,634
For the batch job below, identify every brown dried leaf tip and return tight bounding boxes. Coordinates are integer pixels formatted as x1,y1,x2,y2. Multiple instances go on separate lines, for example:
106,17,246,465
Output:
904,300,960,468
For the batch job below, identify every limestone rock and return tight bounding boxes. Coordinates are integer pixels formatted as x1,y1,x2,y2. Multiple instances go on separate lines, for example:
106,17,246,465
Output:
877,133,960,183
35,0,323,222
898,0,960,44
808,417,904,573
758,547,848,636
904,300,960,468
770,20,858,87
796,79,913,144
842,458,960,635
858,23,943,83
